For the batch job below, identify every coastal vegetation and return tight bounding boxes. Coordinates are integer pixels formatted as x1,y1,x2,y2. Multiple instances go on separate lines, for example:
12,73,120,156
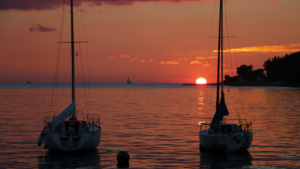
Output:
224,51,300,86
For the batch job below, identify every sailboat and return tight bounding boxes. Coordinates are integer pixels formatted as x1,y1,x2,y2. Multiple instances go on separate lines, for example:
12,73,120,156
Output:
37,0,101,151
199,0,253,152
127,77,131,84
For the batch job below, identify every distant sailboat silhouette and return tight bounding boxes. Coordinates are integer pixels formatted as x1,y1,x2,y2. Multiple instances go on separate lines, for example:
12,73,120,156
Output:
127,77,131,84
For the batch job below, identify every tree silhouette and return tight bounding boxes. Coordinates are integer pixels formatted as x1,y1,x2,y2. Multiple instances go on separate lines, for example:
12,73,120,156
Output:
264,51,300,84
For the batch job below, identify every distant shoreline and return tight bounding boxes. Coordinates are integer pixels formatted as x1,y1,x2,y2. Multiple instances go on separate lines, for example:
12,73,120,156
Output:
182,82,300,87
182,83,217,86
225,81,300,87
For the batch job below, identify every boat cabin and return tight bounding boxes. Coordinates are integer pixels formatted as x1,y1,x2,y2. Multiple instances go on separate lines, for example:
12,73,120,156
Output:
219,123,239,134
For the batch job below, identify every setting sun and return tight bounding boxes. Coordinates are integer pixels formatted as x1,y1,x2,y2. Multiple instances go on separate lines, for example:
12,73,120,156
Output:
196,78,207,84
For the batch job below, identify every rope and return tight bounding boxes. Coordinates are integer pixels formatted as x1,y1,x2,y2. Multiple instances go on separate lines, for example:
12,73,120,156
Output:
49,0,66,121
78,0,92,118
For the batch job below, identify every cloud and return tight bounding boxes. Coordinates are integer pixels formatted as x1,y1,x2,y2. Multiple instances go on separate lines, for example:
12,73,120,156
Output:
131,57,138,61
158,7,164,9
196,56,206,60
110,56,117,58
160,60,181,65
93,0,103,6
120,54,130,58
141,59,145,62
208,56,217,58
202,62,210,66
177,58,187,61
213,43,300,53
149,59,154,62
0,0,206,11
190,61,202,64
223,69,236,72
267,0,279,5
77,9,87,12
99,10,104,13
30,24,56,32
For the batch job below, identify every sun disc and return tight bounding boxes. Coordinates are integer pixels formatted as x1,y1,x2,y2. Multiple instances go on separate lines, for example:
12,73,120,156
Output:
196,78,207,84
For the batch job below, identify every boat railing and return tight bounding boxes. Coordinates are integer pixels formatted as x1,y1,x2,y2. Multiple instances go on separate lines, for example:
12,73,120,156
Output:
78,113,101,128
199,122,210,132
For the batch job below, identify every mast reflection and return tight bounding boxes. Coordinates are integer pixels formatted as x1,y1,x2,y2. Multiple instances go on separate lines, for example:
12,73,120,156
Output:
199,149,253,168
37,149,101,168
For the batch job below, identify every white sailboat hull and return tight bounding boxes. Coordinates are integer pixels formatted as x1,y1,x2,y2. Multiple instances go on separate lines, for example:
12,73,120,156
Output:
43,124,101,151
199,130,253,152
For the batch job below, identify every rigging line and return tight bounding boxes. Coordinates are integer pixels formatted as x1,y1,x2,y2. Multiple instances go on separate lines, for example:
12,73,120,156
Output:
225,0,242,125
85,42,91,115
78,0,91,115
75,2,90,115
75,1,89,115
49,0,66,120
74,3,85,86
204,0,218,121
58,51,71,116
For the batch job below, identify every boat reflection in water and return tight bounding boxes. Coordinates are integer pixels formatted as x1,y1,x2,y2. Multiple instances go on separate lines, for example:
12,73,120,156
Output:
37,149,100,168
200,149,252,168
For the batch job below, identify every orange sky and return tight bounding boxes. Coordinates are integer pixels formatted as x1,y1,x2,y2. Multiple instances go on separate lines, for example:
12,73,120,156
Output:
0,0,299,83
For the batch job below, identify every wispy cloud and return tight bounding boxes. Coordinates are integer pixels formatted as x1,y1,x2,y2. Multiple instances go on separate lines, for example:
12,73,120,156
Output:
149,59,154,62
77,9,87,12
141,59,145,62
30,24,56,32
223,69,236,72
267,0,279,5
213,44,300,53
190,61,202,65
131,57,138,61
196,56,206,60
160,60,181,65
178,58,187,61
120,54,130,58
202,62,210,66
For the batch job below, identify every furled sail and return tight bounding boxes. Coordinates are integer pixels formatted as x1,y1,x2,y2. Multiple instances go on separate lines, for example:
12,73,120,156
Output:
50,103,76,130
211,91,229,131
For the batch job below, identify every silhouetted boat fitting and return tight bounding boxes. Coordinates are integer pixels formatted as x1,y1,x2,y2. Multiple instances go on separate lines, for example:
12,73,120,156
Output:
37,0,101,151
199,0,253,152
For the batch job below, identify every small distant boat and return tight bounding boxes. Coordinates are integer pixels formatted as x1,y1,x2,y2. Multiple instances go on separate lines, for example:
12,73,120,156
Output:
26,82,31,84
199,0,253,152
127,77,131,84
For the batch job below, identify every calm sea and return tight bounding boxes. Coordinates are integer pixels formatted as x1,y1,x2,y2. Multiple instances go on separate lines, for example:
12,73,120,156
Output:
0,83,300,168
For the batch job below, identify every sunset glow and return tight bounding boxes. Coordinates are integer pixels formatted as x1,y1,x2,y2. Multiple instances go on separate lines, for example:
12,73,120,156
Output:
0,0,299,83
196,78,207,84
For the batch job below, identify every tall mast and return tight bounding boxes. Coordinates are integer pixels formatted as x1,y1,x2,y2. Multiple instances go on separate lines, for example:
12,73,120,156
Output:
220,0,224,92
71,0,75,104
71,0,76,119
216,0,223,111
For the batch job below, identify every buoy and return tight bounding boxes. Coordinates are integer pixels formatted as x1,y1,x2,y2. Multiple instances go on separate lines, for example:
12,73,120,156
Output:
117,151,130,168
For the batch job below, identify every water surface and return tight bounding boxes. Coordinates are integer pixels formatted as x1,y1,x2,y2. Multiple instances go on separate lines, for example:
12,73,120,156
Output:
0,84,299,168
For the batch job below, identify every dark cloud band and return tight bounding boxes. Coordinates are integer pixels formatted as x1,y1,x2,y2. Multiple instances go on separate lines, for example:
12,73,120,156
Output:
0,0,203,11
